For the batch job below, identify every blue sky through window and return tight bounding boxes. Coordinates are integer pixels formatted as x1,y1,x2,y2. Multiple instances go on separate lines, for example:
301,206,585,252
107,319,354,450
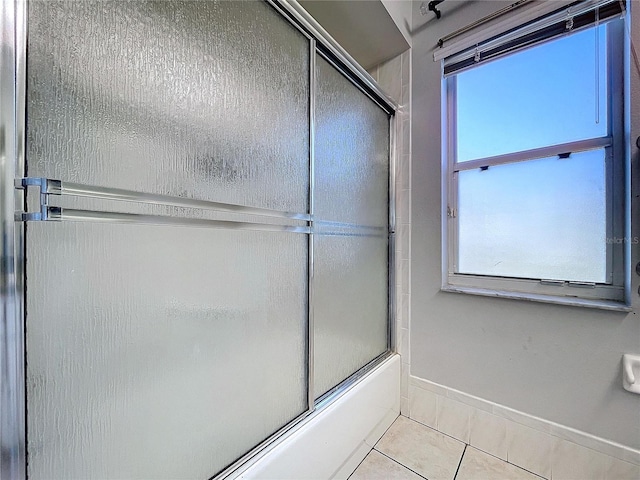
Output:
456,25,608,162
454,24,610,283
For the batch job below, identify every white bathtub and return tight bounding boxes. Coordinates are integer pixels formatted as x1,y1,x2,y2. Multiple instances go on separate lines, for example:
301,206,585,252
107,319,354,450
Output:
240,354,401,480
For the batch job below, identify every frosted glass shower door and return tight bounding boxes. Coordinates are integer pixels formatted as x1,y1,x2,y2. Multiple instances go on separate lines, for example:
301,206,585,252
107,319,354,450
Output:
313,55,391,399
25,1,310,479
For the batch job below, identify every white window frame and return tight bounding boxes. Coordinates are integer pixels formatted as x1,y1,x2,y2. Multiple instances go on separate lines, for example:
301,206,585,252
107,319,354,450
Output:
441,18,630,311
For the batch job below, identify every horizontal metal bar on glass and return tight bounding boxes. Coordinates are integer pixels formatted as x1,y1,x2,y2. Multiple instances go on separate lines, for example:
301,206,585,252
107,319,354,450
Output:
314,221,386,233
34,207,313,234
314,230,387,238
15,177,390,237
314,220,388,237
16,177,311,221
17,206,390,238
454,136,612,172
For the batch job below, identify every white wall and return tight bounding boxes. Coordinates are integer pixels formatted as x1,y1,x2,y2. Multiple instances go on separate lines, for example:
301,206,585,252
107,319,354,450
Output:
410,0,640,450
381,0,413,46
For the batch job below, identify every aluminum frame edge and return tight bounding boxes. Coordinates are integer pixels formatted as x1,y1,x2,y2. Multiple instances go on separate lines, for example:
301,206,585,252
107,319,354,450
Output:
1,0,27,478
271,0,398,114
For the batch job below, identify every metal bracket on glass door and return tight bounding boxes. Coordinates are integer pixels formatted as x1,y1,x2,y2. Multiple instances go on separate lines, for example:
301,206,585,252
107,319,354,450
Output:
14,177,61,221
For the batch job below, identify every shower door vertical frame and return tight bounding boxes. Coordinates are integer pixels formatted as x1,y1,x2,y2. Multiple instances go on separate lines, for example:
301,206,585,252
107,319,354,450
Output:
0,0,27,478
307,38,316,412
388,111,397,354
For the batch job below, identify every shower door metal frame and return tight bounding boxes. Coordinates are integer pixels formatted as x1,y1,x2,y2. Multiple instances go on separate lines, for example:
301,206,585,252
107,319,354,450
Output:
1,0,27,478
0,0,398,478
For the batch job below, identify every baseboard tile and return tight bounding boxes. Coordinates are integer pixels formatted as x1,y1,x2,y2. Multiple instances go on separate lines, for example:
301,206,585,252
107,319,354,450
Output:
409,375,640,470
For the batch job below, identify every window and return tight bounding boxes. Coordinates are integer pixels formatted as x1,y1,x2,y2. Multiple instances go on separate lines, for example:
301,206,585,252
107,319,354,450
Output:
443,2,627,308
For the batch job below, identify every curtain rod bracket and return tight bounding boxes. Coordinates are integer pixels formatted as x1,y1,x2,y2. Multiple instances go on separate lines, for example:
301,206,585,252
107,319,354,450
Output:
429,1,444,19
421,0,445,19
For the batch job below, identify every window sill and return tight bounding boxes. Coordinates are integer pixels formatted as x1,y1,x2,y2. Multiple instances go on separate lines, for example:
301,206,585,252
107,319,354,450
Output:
441,285,632,312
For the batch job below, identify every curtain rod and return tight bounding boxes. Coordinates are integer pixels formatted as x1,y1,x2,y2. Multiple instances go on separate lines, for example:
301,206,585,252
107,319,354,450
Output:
436,0,532,47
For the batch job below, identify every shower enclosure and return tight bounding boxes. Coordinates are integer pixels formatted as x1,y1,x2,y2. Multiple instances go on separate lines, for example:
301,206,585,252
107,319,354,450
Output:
0,1,395,478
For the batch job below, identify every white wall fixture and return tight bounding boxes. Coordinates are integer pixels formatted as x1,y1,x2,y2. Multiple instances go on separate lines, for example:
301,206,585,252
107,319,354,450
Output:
622,354,640,394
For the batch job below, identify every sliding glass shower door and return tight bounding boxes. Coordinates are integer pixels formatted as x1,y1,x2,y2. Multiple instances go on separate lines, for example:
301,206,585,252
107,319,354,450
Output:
313,55,390,398
17,1,393,478
26,1,310,478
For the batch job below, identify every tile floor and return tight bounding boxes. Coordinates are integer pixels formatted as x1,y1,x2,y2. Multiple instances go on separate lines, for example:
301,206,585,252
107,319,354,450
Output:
349,415,543,480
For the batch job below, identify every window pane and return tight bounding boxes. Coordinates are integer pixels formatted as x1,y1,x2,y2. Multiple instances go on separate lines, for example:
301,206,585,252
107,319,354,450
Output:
456,25,608,162
457,149,607,283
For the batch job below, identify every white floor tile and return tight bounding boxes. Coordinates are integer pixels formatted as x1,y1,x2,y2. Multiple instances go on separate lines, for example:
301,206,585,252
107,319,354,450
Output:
457,446,544,480
357,414,637,480
348,450,425,480
375,416,465,480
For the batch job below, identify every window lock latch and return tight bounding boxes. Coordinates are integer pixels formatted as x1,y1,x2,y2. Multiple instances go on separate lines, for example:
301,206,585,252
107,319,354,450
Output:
568,281,596,288
447,206,456,218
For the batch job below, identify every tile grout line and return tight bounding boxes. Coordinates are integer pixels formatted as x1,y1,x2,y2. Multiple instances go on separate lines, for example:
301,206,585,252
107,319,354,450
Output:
365,416,552,480
370,416,549,480
403,415,468,446
371,413,402,451
471,445,547,479
462,445,547,480
410,376,640,468
345,450,370,480
372,448,428,479
348,413,401,480
406,413,549,480
452,443,467,480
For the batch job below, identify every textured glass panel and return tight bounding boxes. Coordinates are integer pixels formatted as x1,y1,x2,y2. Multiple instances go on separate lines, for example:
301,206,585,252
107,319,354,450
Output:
26,1,310,478
457,149,607,282
27,0,309,213
456,25,607,162
26,224,307,479
315,55,389,226
314,235,388,398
